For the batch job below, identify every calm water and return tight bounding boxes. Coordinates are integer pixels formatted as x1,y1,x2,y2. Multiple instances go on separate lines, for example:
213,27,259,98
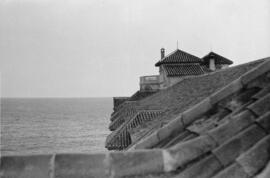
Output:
1,98,112,156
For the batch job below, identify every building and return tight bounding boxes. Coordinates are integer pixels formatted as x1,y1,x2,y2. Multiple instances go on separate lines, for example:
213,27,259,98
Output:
140,48,233,91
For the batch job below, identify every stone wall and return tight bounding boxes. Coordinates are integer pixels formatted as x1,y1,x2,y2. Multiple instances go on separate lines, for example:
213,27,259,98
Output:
0,150,167,178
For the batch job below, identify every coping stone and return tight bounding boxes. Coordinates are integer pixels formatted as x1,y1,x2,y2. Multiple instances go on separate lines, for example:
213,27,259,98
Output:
210,78,243,106
165,135,217,170
207,110,256,145
247,93,270,117
256,111,270,133
241,59,270,86
177,154,223,178
0,154,53,178
212,163,249,178
182,98,212,126
237,135,270,177
213,124,266,167
109,149,164,178
54,153,108,178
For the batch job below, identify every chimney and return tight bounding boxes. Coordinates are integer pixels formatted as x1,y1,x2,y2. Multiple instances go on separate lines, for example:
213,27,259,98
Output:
161,48,165,59
209,54,216,71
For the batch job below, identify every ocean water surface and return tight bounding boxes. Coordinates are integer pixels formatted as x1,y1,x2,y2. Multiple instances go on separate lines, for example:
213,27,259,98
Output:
1,98,112,155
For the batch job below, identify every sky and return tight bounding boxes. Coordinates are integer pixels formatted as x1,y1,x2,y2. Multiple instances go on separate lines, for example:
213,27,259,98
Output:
0,0,269,97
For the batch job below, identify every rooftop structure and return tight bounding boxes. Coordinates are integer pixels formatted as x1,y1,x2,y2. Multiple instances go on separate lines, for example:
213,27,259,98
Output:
140,48,233,91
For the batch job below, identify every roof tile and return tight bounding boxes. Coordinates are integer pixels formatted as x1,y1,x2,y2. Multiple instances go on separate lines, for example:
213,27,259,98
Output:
247,93,270,116
212,163,249,178
256,111,270,133
240,58,270,85
156,115,185,143
165,135,217,170
207,110,256,145
212,124,266,167
210,78,243,106
163,64,205,77
155,49,202,66
182,97,212,126
177,154,222,178
236,135,270,176
252,84,270,99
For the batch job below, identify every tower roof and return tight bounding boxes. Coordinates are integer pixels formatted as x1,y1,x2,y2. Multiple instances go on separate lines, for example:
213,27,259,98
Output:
155,49,202,67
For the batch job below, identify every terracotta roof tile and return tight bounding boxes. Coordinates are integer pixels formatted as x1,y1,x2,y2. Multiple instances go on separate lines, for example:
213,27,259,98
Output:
212,124,266,167
207,110,256,145
212,163,249,178
247,93,270,116
155,49,202,66
236,135,270,177
256,111,270,132
177,154,222,178
106,110,163,150
164,64,205,77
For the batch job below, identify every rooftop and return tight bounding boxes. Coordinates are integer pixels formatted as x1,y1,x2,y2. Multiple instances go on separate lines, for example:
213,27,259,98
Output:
202,51,233,65
106,58,266,150
155,49,202,67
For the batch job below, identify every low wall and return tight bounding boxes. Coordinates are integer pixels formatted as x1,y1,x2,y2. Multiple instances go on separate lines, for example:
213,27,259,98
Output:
0,150,165,178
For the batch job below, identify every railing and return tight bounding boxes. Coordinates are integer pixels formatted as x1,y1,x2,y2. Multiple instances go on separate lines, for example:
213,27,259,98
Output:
140,75,160,84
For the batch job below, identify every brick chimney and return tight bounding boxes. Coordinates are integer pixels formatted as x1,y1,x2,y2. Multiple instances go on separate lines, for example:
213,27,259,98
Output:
161,48,165,59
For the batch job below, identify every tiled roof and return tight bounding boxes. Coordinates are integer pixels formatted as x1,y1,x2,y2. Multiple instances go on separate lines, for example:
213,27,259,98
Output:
164,64,206,77
126,58,270,177
202,51,233,65
155,49,202,66
106,110,163,150
125,58,265,148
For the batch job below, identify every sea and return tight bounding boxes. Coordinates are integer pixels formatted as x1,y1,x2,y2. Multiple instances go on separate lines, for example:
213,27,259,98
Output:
1,98,112,156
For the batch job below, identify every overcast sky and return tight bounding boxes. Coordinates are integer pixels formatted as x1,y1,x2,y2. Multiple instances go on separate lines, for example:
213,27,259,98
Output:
0,0,269,97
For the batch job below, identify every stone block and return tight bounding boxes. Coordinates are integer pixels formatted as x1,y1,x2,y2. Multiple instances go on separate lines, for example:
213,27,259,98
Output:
157,114,184,142
133,131,159,149
212,163,249,178
210,78,243,106
109,149,164,177
247,93,270,116
208,110,255,145
0,154,53,178
213,124,266,167
54,153,108,178
166,135,217,170
177,154,223,178
182,98,212,126
236,135,270,176
241,60,270,86
256,111,270,133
